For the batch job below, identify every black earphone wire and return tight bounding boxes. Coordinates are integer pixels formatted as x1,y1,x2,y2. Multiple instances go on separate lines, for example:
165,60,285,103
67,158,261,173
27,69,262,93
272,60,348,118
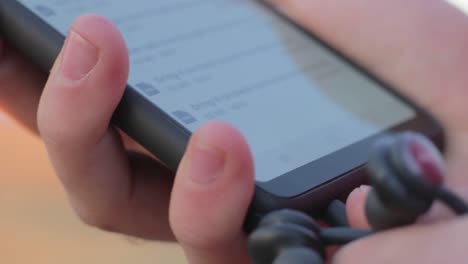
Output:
320,227,373,245
436,186,468,215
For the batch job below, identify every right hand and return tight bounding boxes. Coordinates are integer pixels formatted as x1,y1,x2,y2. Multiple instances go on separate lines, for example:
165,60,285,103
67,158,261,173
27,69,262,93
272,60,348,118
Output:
12,15,256,263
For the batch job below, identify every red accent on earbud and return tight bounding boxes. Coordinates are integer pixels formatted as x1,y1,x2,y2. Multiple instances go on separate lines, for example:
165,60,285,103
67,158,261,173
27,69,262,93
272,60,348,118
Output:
408,138,444,186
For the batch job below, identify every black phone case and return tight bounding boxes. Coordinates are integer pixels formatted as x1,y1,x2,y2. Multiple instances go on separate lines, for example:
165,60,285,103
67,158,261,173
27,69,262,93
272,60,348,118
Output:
0,0,443,230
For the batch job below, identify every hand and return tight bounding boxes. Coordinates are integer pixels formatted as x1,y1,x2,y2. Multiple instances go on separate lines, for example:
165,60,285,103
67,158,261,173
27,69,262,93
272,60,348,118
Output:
32,15,255,263
1,12,255,263
0,14,255,264
4,1,468,264
273,0,468,263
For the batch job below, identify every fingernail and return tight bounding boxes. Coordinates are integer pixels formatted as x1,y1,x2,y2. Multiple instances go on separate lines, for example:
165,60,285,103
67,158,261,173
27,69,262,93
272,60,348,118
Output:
359,185,372,193
60,31,98,81
187,137,227,185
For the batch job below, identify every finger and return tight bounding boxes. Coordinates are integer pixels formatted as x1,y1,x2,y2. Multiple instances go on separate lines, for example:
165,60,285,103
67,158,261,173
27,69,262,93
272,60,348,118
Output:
346,186,371,229
170,122,255,264
333,216,468,264
271,0,468,186
38,15,174,240
0,38,47,133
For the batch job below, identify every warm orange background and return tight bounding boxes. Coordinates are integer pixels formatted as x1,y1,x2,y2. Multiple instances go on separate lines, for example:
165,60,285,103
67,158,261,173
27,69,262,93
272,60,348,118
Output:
0,112,185,264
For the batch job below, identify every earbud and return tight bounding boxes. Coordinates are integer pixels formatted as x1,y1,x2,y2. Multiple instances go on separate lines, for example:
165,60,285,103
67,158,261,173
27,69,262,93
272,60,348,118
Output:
365,132,446,230
247,132,468,264
247,208,373,264
389,132,445,197
248,210,324,264
273,247,323,264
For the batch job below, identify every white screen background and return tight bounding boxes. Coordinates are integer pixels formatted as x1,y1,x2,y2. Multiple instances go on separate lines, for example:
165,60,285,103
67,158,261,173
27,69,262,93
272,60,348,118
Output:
18,0,415,181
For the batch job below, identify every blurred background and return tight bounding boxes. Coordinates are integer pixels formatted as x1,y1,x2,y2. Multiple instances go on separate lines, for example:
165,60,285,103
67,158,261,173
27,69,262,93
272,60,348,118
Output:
1,1,467,263
0,112,185,264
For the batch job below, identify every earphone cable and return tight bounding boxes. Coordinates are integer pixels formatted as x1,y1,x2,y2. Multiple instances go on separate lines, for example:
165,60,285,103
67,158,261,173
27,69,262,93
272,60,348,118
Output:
436,186,468,215
319,227,374,245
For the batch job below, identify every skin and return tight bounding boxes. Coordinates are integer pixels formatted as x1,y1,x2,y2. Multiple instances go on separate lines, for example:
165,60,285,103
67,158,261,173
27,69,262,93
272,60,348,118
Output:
1,0,468,263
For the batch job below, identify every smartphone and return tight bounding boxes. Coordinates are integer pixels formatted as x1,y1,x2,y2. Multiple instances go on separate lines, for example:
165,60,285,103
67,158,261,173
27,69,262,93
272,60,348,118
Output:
0,0,442,228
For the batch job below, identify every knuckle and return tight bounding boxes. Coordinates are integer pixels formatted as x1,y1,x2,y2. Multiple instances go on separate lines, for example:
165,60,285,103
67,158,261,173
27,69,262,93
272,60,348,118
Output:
69,194,130,234
37,118,58,143
172,223,233,251
74,205,119,233
37,114,73,150
37,106,87,152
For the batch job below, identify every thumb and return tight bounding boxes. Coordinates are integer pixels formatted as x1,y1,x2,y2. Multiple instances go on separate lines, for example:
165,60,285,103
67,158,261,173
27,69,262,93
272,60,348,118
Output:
169,122,255,264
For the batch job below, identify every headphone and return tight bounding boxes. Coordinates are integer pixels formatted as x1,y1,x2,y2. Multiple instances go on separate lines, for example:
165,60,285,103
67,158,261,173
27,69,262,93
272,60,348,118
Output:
248,132,468,264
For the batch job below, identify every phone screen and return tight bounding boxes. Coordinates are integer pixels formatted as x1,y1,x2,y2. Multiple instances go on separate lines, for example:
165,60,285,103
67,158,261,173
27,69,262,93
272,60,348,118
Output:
18,0,415,182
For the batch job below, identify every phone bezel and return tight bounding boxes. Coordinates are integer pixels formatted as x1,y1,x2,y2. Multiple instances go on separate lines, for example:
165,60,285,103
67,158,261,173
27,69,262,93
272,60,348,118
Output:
0,0,443,224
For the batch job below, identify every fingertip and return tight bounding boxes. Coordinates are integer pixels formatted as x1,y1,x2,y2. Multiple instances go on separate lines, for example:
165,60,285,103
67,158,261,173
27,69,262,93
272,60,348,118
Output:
38,14,129,146
170,121,254,259
71,14,123,49
191,121,255,173
193,121,250,151
346,185,371,229
173,120,255,215
71,14,129,92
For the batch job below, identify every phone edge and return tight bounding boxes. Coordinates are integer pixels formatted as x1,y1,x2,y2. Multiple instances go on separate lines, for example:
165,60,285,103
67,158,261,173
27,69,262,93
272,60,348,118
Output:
0,0,191,170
